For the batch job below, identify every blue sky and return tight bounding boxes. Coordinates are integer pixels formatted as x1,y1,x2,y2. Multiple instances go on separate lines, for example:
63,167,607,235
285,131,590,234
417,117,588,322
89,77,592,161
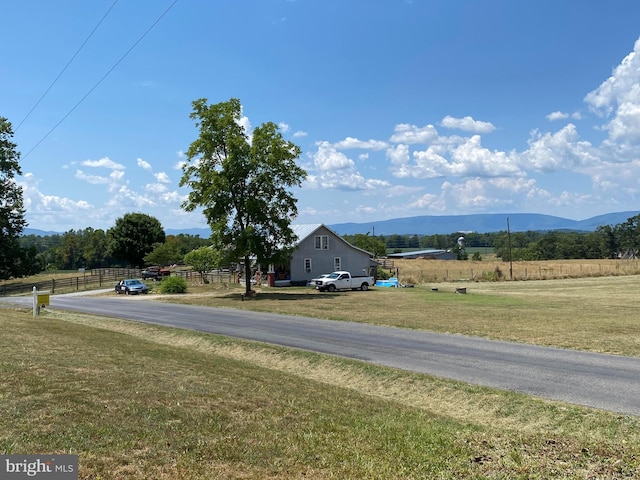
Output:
4,1,640,233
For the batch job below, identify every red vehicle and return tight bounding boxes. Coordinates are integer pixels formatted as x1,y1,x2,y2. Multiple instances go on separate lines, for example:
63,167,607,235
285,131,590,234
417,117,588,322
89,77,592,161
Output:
141,267,171,281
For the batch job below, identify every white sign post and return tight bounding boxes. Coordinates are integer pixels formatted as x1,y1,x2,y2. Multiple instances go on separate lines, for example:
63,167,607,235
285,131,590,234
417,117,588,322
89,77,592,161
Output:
32,286,51,317
32,286,37,318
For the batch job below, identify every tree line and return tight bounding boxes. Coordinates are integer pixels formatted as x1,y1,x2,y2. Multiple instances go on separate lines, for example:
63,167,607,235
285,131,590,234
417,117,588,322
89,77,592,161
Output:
10,211,640,277
343,213,640,261
19,223,212,271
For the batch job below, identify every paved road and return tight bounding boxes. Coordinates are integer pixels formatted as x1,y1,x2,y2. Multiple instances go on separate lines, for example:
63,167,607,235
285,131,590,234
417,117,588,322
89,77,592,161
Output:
5,293,640,416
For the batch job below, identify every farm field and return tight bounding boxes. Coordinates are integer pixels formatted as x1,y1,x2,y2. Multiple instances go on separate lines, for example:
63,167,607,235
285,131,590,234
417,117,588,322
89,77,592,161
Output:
387,257,640,283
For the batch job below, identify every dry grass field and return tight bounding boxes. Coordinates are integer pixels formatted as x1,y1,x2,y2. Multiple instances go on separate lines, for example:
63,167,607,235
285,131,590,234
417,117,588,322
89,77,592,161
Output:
387,257,640,283
3,260,640,478
2,306,640,479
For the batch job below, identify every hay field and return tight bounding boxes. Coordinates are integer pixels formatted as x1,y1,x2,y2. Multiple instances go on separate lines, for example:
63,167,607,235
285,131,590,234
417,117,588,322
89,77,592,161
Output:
386,257,640,284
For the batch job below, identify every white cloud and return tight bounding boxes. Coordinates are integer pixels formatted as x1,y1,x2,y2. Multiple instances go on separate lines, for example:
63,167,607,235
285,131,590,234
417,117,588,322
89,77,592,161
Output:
154,172,171,184
585,38,640,115
391,134,522,179
306,142,391,190
81,157,125,170
75,169,125,190
408,177,552,214
312,141,355,171
389,123,439,144
386,144,409,165
546,111,582,121
239,115,252,134
604,101,640,142
137,158,152,170
75,170,110,185
333,136,388,150
585,37,640,144
145,183,168,194
519,124,598,171
440,115,496,133
407,146,450,179
19,174,96,230
546,111,569,121
278,122,290,132
448,135,522,177
306,171,391,191
293,130,308,138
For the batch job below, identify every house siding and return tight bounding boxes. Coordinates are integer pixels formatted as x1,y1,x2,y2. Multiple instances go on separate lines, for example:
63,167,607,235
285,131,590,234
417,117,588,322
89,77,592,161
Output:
289,225,374,285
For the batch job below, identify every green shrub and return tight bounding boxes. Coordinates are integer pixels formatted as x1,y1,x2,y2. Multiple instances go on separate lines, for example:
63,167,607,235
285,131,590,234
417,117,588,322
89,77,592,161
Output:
481,266,504,282
376,266,391,280
159,276,188,294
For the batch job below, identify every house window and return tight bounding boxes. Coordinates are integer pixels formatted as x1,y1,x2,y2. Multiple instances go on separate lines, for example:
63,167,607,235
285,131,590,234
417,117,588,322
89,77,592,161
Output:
304,258,312,273
315,235,329,250
334,257,341,271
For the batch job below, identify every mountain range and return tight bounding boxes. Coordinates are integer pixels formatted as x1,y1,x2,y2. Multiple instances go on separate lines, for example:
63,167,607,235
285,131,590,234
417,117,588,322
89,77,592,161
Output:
328,211,640,236
22,211,640,238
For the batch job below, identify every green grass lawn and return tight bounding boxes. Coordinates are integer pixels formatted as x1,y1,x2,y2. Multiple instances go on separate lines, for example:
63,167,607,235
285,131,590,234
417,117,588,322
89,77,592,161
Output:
2,305,640,479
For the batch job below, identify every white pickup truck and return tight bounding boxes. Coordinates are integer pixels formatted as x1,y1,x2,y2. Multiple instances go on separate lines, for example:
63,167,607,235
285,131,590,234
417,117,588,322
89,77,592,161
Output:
314,271,375,292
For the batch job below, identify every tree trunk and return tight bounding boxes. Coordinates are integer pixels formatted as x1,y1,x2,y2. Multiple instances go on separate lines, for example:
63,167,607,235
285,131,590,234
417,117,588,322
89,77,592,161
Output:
244,255,252,296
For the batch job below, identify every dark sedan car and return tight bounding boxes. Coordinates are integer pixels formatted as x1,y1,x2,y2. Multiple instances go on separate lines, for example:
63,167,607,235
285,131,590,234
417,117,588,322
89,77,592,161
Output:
115,279,149,295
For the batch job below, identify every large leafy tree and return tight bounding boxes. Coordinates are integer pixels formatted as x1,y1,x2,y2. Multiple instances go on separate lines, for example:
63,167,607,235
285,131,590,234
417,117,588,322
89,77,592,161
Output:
0,117,29,279
184,246,222,282
143,235,185,266
108,213,165,267
180,98,306,295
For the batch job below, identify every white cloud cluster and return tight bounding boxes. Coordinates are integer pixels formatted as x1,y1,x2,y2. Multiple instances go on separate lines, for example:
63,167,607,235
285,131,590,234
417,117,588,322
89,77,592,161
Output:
305,141,391,190
23,153,193,231
20,36,640,231
546,111,582,121
585,37,640,144
302,46,640,222
440,115,496,133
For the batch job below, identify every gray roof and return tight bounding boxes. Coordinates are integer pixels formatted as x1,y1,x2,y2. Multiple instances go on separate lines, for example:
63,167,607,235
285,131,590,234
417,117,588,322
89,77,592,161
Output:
291,223,374,257
387,249,450,258
291,224,324,244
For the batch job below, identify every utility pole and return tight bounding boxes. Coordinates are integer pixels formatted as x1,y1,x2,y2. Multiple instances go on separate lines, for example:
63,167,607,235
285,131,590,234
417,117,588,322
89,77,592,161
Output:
507,217,513,279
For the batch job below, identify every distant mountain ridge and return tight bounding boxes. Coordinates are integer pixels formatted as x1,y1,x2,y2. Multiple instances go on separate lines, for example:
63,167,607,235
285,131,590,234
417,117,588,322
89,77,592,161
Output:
328,211,640,236
22,211,640,237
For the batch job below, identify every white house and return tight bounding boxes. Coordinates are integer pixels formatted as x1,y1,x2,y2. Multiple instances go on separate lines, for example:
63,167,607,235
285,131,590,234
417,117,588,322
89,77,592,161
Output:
270,224,378,286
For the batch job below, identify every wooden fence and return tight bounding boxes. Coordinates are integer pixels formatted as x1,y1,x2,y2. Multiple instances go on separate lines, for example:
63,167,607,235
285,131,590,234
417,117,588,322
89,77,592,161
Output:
0,268,238,297
0,268,142,296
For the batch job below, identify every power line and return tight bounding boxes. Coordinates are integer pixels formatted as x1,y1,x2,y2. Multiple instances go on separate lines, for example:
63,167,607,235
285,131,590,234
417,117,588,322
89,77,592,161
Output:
22,0,180,161
16,0,120,132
